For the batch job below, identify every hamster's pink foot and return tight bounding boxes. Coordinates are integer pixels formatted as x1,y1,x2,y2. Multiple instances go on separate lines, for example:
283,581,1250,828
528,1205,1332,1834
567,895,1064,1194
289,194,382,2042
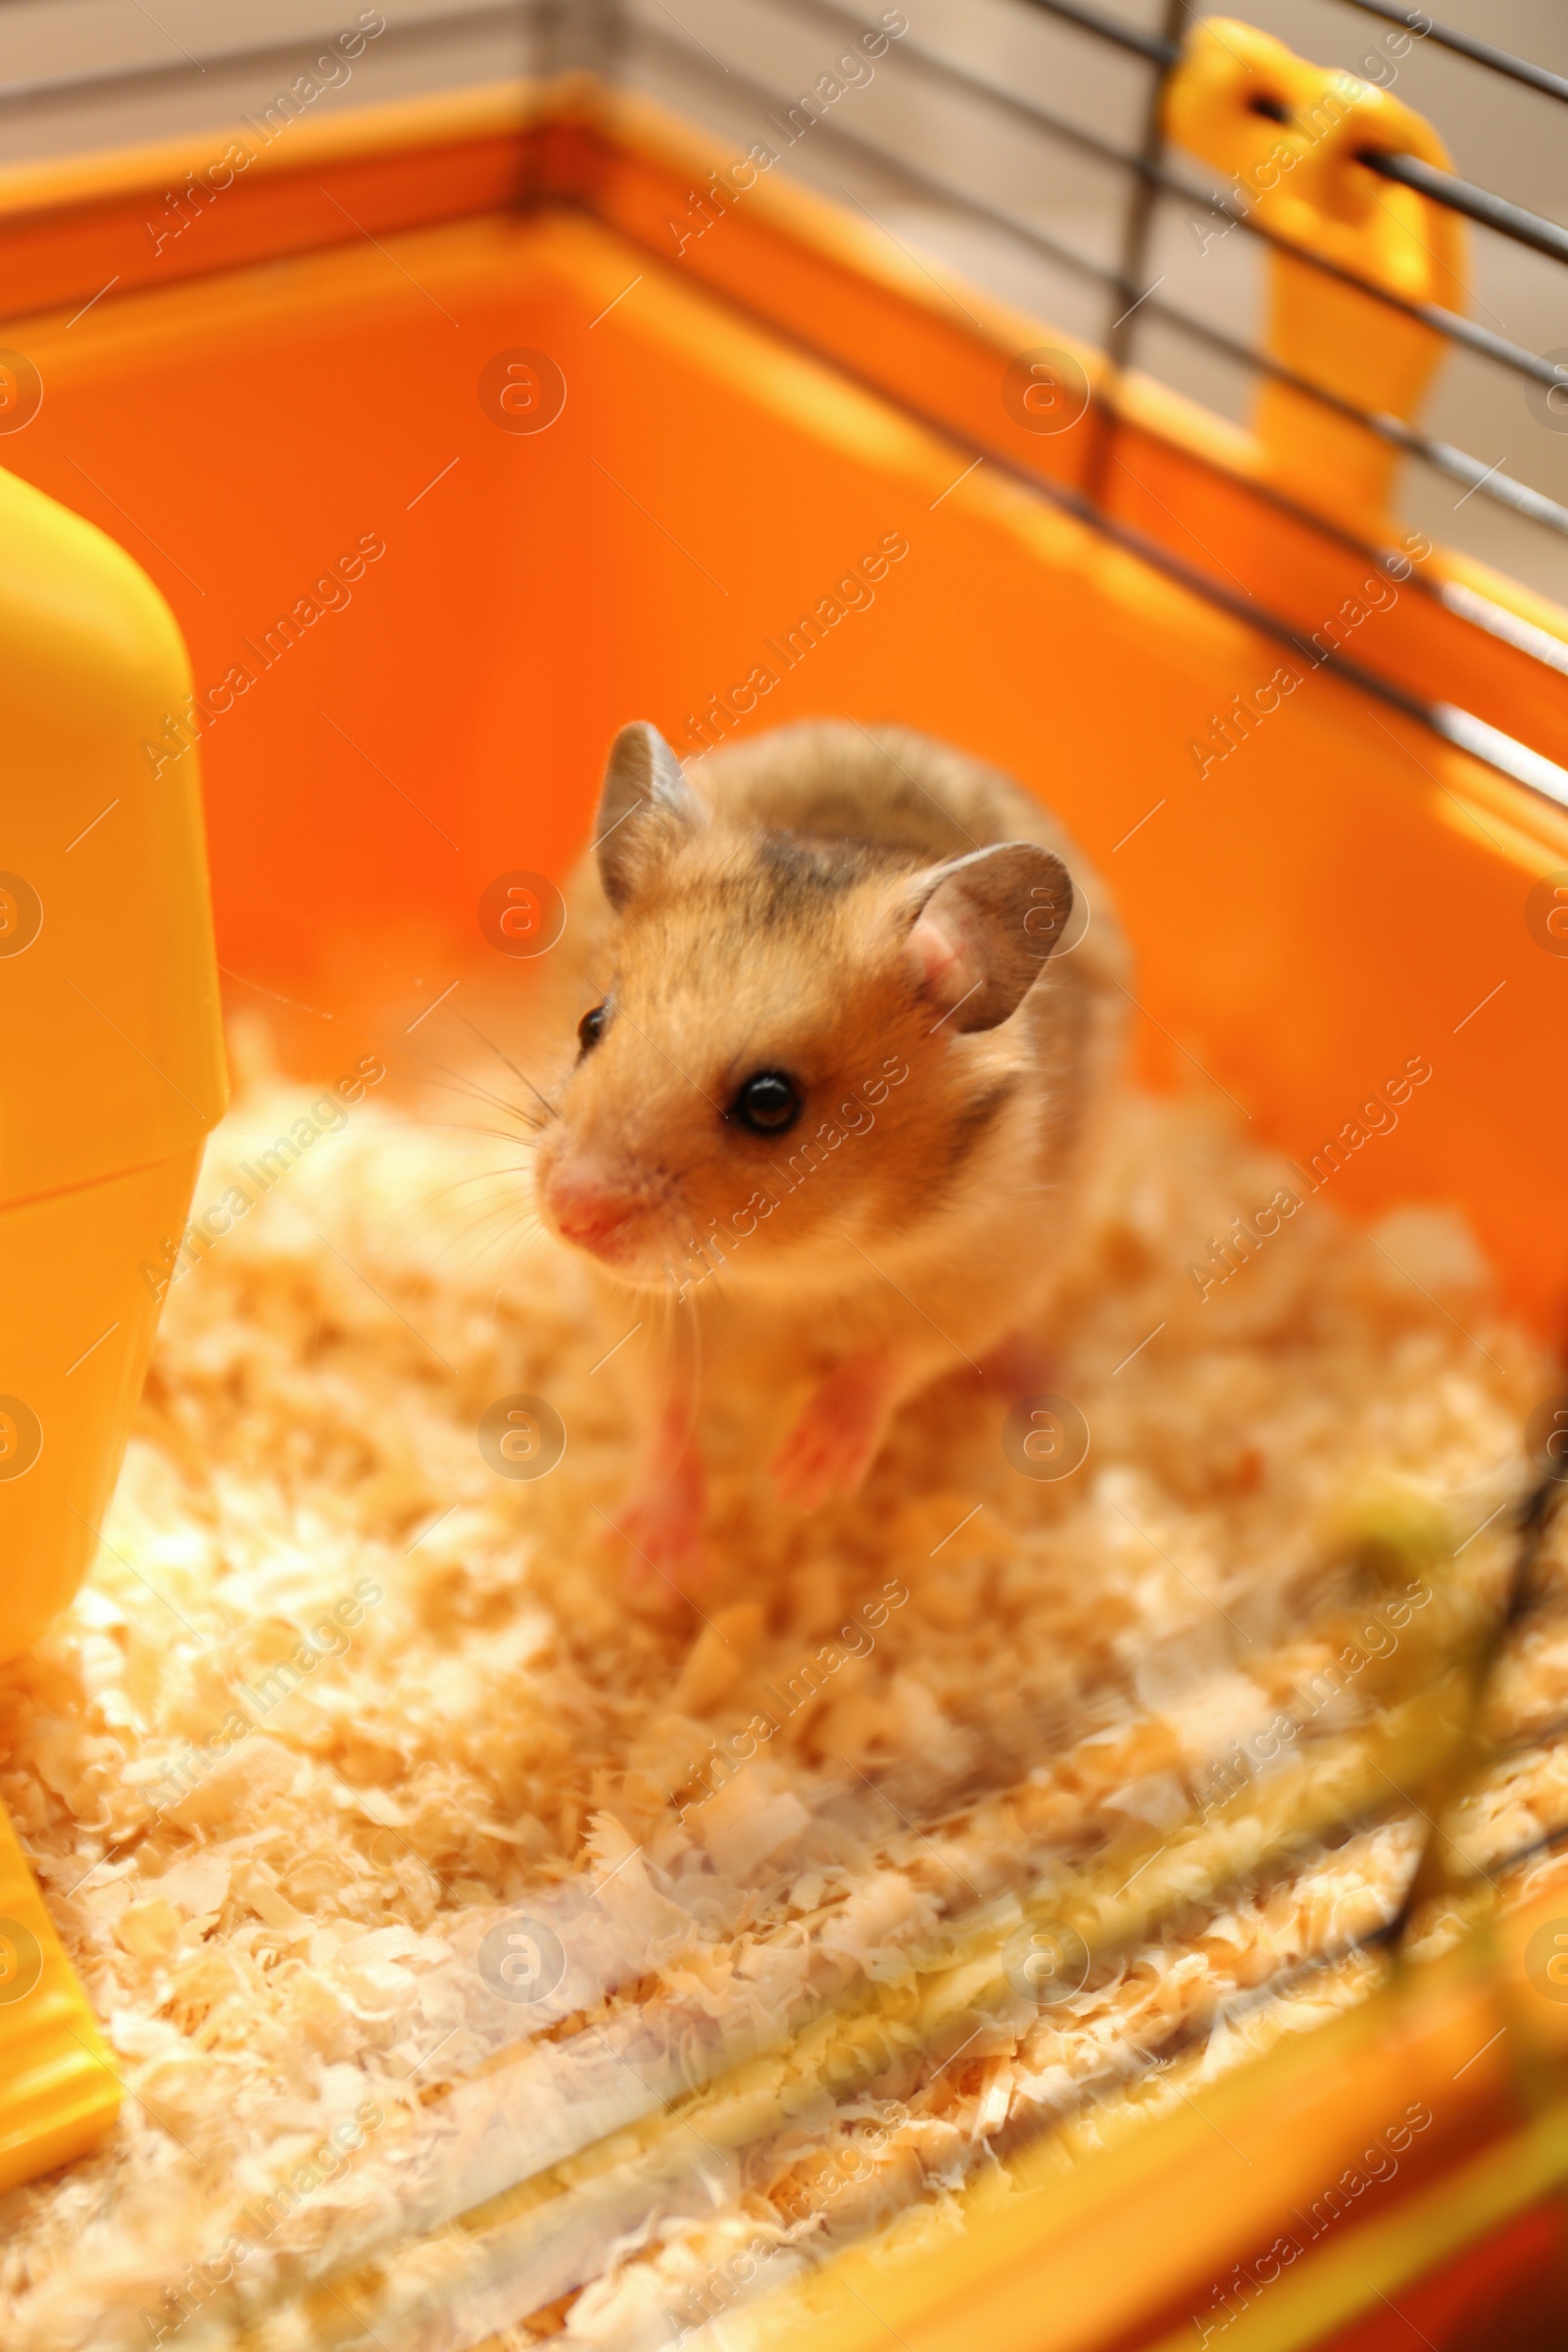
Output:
773,1351,898,1513
606,1452,707,1603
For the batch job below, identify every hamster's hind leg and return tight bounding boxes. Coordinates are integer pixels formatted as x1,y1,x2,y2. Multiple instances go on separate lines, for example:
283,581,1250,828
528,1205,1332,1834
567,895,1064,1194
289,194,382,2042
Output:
973,1329,1057,1400
771,1349,899,1513
604,1369,709,1602
607,1443,706,1602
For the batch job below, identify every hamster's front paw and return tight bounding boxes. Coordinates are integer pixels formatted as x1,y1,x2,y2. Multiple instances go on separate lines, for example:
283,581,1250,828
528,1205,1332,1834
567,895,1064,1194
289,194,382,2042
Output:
772,1350,898,1514
605,1452,708,1604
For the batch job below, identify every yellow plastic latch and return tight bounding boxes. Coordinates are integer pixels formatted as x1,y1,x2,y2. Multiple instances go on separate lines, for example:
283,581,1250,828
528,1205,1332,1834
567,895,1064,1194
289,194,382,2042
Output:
1163,18,1467,534
1,464,228,2186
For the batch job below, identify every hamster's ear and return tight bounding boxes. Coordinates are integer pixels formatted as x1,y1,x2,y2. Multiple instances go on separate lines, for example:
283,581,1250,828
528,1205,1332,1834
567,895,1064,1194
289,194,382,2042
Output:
902,842,1073,1031
595,722,704,908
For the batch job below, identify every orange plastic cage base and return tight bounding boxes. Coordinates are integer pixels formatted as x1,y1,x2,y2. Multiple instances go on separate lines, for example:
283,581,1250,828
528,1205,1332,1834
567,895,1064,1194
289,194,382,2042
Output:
1,66,1566,2352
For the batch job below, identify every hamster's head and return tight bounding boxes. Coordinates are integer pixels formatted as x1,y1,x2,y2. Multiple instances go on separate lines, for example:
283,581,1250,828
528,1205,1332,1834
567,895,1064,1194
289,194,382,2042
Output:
534,723,1073,1297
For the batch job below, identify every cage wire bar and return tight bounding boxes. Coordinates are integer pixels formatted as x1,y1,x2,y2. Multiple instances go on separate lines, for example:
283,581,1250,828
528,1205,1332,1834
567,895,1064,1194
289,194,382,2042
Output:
6,5,1568,566
12,0,1568,768
2,5,1567,2338
599,0,1568,812
610,29,1556,826
610,0,1568,775
626,10,1568,542
612,0,1568,545
774,0,1568,400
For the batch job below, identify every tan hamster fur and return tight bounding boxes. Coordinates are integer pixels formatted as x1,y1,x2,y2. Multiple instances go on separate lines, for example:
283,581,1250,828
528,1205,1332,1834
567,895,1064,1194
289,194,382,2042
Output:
533,718,1129,1594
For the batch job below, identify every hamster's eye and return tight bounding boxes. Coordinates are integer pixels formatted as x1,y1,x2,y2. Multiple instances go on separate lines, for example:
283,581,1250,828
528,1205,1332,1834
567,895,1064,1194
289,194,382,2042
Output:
728,1069,802,1135
577,1004,610,1055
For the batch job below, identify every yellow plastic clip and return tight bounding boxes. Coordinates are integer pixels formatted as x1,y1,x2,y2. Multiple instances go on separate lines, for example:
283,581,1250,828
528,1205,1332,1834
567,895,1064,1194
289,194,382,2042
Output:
1163,18,1466,534
0,466,228,2188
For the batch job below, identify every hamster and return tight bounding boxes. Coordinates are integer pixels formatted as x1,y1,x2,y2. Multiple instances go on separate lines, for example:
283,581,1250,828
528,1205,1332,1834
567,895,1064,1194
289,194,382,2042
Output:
533,718,1129,1595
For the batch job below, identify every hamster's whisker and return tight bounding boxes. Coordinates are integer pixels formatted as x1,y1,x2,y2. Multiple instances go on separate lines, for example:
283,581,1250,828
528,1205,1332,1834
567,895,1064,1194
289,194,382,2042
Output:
475,1208,551,1284
406,1166,536,1218
423,1085,544,1138
359,1165,533,1268
421,1196,539,1280
416,1180,539,1258
386,1118,541,1150
403,1049,544,1131
454,1011,562,1123
412,1068,544,1131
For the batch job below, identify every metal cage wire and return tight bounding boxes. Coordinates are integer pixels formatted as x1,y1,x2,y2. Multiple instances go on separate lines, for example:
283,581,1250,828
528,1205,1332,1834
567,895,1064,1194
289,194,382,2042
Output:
0,9,1565,2339
571,0,1568,808
5,3,1568,790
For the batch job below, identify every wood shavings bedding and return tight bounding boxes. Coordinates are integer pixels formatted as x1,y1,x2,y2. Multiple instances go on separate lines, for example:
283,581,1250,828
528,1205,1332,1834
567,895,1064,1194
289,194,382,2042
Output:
0,1030,1558,2352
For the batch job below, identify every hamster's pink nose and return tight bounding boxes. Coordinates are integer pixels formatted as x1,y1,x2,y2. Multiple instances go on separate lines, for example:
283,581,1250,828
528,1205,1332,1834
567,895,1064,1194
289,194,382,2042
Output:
546,1167,642,1250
